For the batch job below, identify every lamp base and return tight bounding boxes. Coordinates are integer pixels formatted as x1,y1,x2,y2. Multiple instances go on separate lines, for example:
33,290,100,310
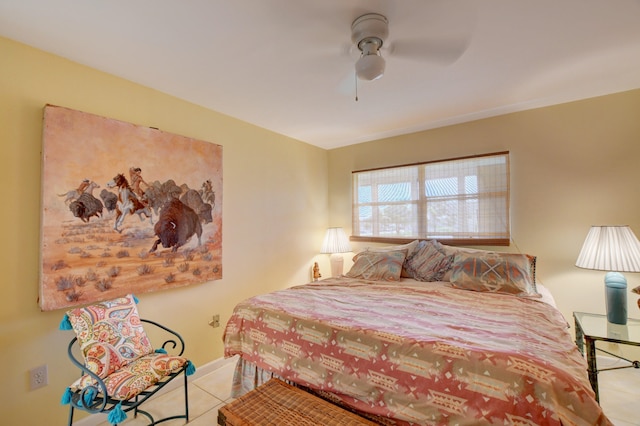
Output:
329,253,344,277
605,272,627,325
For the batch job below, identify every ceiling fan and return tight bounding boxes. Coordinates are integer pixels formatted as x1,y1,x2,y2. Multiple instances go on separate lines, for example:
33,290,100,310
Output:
350,12,471,82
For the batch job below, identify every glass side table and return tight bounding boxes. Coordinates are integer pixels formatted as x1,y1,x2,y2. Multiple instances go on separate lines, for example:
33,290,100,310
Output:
573,312,640,402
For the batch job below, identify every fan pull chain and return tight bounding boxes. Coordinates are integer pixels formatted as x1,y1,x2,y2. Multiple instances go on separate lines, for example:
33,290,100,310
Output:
355,72,359,102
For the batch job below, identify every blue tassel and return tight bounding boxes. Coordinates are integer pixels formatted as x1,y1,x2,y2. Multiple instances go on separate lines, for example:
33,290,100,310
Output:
61,387,72,405
107,402,127,425
132,294,139,304
186,360,196,376
155,348,167,354
59,314,73,330
83,387,96,407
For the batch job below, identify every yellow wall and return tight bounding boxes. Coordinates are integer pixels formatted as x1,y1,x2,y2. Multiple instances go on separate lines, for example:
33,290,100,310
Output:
329,89,640,330
0,36,329,425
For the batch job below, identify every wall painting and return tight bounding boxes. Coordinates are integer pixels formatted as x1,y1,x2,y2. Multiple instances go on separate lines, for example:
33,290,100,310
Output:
39,105,222,311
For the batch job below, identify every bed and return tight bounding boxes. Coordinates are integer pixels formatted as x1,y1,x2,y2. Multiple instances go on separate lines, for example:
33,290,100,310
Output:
223,240,612,425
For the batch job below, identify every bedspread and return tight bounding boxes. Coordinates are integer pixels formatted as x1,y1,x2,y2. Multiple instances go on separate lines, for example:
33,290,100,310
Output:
223,277,611,426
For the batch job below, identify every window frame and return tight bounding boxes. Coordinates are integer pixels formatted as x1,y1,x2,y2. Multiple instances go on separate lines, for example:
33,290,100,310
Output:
351,151,510,247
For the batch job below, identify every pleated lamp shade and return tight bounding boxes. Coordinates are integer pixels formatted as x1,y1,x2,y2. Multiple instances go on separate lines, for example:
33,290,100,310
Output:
320,228,352,277
576,225,640,325
576,226,640,272
320,228,352,254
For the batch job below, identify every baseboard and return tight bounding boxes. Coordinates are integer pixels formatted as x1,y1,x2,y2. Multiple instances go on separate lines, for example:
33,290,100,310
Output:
72,356,236,426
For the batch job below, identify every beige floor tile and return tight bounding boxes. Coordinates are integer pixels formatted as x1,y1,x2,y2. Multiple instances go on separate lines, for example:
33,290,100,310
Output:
185,403,225,426
192,361,237,401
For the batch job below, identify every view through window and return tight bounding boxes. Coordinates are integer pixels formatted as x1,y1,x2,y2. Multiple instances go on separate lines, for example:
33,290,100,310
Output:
352,152,510,245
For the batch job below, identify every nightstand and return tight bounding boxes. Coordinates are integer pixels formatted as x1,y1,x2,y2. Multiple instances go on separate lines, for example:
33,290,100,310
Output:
573,311,640,402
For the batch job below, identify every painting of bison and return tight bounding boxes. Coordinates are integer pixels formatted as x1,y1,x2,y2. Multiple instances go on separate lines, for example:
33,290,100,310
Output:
150,199,202,253
39,105,222,311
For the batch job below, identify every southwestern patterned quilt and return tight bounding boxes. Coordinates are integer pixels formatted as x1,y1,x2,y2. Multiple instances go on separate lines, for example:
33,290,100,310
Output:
223,277,611,425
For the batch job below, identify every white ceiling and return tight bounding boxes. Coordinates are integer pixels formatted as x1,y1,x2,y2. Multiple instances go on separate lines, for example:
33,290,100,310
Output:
2,0,640,149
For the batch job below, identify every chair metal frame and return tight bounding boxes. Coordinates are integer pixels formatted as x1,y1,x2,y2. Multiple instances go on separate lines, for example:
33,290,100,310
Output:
65,319,190,426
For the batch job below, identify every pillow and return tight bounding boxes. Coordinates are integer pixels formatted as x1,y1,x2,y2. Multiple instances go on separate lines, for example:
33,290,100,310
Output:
449,251,538,296
346,250,407,281
404,240,454,282
366,240,420,277
65,294,154,379
441,244,538,290
440,244,487,281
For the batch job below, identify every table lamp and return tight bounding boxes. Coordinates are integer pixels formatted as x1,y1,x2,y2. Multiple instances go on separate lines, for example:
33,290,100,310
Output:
320,227,352,277
575,225,640,325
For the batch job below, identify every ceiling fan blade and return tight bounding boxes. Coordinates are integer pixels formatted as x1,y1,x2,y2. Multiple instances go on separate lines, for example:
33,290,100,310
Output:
387,37,470,65
337,69,357,96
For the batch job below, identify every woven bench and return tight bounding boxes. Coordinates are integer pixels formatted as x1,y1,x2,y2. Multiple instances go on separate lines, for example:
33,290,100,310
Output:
217,379,379,426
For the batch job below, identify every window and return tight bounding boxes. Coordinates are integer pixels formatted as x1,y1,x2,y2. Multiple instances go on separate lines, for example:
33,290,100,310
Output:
352,152,510,246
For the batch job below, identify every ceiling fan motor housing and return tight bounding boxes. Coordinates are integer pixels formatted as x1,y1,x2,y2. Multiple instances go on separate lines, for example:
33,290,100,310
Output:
351,13,389,50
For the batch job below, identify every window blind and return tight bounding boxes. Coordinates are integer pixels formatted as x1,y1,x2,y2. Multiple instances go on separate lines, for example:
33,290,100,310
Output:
352,152,510,245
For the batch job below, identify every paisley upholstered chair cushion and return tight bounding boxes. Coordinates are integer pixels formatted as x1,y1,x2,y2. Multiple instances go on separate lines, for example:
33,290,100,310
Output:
68,352,188,400
65,294,154,379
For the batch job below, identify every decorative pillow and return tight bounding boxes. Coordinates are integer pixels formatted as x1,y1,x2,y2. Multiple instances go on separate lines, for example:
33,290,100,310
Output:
346,250,407,281
440,244,485,282
366,240,420,277
441,245,538,289
65,294,154,379
404,240,454,282
449,251,537,296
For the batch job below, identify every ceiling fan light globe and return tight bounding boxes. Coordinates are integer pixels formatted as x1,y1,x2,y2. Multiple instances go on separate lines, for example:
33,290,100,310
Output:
356,54,385,81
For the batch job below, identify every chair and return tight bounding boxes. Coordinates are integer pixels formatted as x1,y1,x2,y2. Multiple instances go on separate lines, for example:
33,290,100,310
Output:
59,294,195,425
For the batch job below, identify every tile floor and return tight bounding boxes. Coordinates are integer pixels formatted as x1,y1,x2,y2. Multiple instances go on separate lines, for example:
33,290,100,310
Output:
597,356,640,426
94,355,639,426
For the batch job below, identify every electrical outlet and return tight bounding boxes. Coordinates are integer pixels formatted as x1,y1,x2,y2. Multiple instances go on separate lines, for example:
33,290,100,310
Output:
209,314,221,328
29,364,48,390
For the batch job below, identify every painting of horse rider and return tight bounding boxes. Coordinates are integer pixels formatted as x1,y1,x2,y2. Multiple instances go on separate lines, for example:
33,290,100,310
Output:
39,104,223,311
